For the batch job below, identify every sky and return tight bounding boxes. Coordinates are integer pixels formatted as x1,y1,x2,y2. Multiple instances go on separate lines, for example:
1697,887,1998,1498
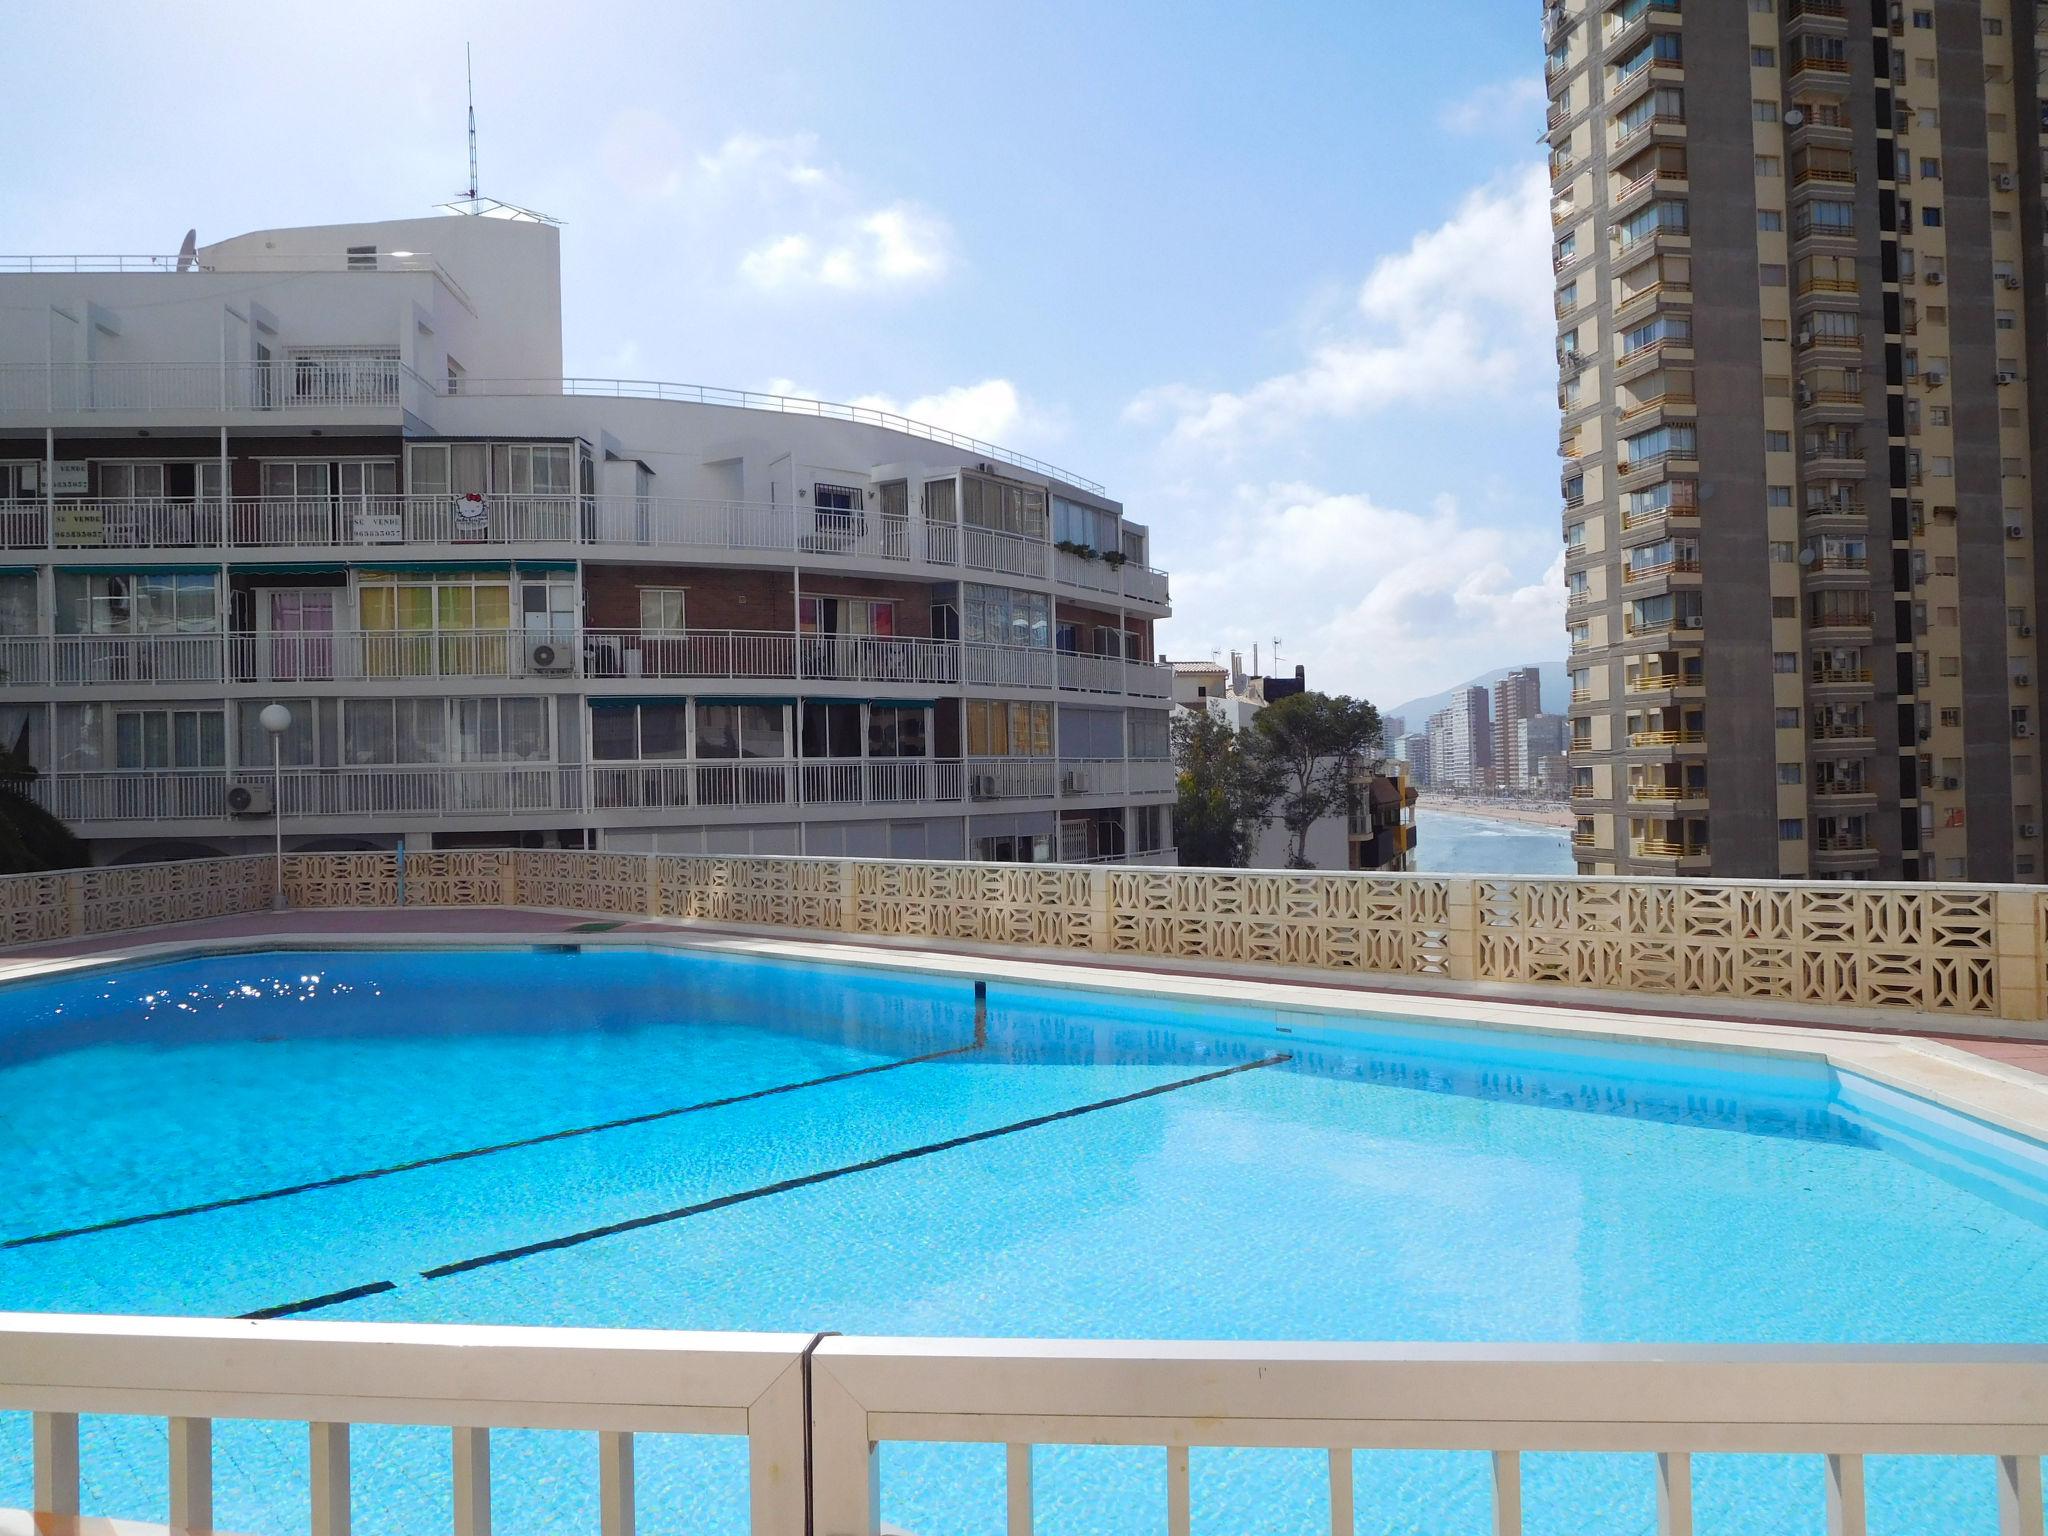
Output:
8,0,1559,711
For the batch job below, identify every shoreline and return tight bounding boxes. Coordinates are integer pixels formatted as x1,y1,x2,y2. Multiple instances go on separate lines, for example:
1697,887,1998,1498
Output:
1416,796,1573,832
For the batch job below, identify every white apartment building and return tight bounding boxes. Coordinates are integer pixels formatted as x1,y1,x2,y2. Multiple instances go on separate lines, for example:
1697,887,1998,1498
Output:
0,213,1175,865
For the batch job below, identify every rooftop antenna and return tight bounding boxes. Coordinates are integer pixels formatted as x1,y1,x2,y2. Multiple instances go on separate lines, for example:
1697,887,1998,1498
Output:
436,45,561,224
465,44,479,203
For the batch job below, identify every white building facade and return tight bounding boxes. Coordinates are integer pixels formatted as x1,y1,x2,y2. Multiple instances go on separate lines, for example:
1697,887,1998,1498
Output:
0,215,1175,865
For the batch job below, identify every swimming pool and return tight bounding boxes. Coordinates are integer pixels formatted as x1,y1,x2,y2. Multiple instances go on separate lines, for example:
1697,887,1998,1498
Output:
2,943,2045,1534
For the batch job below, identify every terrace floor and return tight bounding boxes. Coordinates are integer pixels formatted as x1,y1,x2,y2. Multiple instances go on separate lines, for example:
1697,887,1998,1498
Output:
5,904,2048,1084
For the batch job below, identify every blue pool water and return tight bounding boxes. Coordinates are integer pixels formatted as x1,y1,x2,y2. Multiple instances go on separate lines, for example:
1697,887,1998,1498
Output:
2,945,2047,1534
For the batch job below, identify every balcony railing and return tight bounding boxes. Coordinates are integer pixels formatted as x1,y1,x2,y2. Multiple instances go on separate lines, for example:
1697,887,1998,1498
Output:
0,630,1181,696
28,750,1176,824
1628,729,1705,746
1634,837,1708,857
0,360,431,416
0,495,1172,604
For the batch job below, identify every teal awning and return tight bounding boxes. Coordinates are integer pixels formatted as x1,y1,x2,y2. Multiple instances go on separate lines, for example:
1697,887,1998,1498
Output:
515,560,577,574
590,696,691,708
354,561,512,576
56,564,222,576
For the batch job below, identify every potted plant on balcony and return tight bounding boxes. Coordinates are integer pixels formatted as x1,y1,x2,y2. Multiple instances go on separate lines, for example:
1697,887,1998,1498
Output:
1101,550,1129,570
1055,539,1098,560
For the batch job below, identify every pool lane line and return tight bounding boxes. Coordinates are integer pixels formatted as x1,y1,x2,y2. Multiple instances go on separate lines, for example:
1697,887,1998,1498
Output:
5,1041,984,1251
239,1279,396,1320
420,1051,1294,1281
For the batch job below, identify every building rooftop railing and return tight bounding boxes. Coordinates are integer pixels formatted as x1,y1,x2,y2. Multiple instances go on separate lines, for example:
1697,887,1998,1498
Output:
0,250,479,312
454,377,1106,493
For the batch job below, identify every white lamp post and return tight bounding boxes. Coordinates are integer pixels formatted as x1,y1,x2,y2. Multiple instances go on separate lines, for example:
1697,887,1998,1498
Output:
259,703,292,911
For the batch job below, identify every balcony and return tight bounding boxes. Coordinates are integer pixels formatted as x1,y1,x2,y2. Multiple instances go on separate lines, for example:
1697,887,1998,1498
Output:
1617,391,1697,425
1809,610,1874,632
1056,651,1172,698
1632,837,1708,860
1811,720,1875,744
1627,729,1705,747
1814,778,1878,800
0,496,1171,606
0,359,430,421
1611,111,1684,157
967,756,1058,801
1622,557,1700,584
1810,665,1874,687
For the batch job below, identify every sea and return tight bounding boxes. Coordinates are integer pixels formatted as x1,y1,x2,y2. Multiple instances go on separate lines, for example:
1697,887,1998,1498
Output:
1410,807,1575,876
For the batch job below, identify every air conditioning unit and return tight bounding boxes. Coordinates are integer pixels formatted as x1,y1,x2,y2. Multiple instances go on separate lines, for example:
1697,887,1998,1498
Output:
970,774,997,801
1796,329,1814,347
1998,370,2020,386
1942,776,1961,790
1062,769,1091,794
525,636,572,674
2018,722,2033,738
226,781,273,816
2010,524,2026,539
1925,271,1944,286
1918,727,1933,741
1797,385,1815,404
2004,274,2024,289
1997,173,2018,191
2024,624,2037,637
2026,823,2041,839
2017,674,2033,688
1923,369,1946,386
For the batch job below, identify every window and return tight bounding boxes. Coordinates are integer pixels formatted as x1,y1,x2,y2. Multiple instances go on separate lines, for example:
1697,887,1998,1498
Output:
1920,158,1941,180
800,701,864,760
1778,762,1803,783
1755,155,1781,178
1754,100,1778,122
343,698,446,765
1923,206,1943,227
1773,651,1798,671
966,700,1053,757
964,584,1050,648
1760,263,1787,286
800,595,895,637
1770,543,1796,563
1053,496,1120,553
1759,209,1784,232
1768,486,1793,506
868,705,929,759
1912,8,1932,25
1776,708,1802,729
1779,819,1805,840
57,571,218,637
1752,46,1776,67
115,708,224,770
638,588,686,632
591,701,688,762
1773,597,1798,619
1766,431,1791,452
695,701,788,760
1615,200,1689,249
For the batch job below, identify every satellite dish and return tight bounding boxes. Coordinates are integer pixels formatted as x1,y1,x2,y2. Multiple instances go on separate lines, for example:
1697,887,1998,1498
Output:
1784,108,1805,126
1798,548,1818,566
174,229,197,272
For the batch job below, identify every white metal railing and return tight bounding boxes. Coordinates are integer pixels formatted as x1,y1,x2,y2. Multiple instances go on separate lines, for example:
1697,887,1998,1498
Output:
8,1317,2046,1536
51,634,223,685
1055,546,1121,593
1059,757,1126,796
1126,658,1171,699
454,376,1107,493
964,641,1055,690
0,361,430,416
807,1336,2048,1536
29,766,582,824
587,758,964,813
966,756,1057,801
964,525,1049,579
1056,651,1125,694
1127,757,1176,796
228,629,575,685
0,492,1172,603
1,1312,810,1536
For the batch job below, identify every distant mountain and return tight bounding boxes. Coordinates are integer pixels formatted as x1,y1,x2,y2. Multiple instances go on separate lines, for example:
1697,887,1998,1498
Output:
1384,663,1570,734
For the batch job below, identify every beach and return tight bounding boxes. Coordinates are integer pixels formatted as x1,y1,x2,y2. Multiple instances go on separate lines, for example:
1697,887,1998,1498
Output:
1414,794,1573,830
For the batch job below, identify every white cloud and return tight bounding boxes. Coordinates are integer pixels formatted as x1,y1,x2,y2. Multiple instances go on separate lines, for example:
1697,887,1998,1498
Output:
849,379,1032,443
766,376,1044,445
1125,165,1551,448
1160,483,1564,707
694,132,829,189
1438,77,1548,136
739,201,953,293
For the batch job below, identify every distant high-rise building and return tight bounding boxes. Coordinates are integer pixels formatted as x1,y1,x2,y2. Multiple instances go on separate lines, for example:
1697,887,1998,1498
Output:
1546,0,2048,881
1492,666,1545,787
1428,685,1493,790
1396,730,1433,787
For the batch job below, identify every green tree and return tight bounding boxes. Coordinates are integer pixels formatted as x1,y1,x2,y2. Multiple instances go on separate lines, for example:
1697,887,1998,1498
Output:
0,720,86,874
1171,708,1282,868
1249,691,1384,869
